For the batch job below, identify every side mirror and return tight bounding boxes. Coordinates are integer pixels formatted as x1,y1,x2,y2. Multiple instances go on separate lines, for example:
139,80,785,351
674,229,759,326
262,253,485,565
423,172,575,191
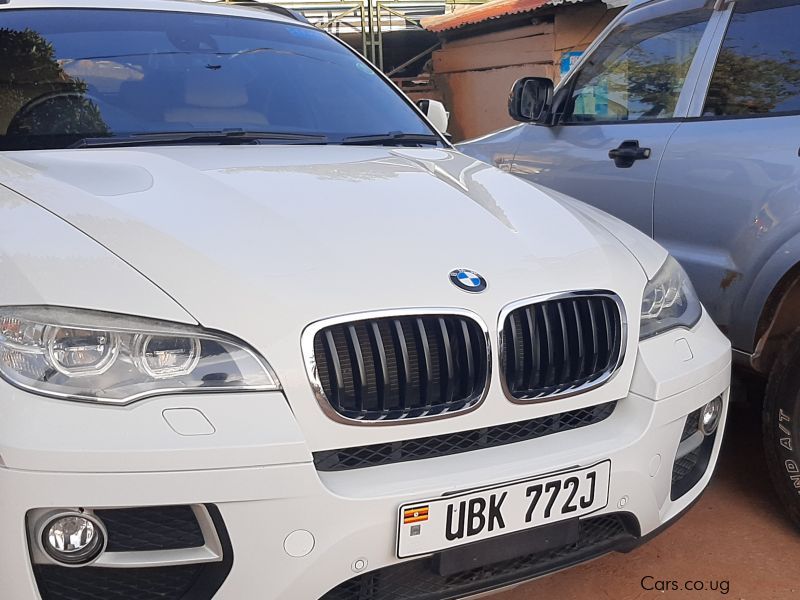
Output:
417,99,449,135
508,77,554,123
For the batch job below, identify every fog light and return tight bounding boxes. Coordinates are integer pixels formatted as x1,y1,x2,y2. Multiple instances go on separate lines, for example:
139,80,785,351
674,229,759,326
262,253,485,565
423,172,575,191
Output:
41,513,105,565
700,397,723,436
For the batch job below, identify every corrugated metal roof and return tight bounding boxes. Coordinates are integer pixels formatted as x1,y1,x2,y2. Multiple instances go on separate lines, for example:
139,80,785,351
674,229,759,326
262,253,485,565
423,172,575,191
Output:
422,0,614,33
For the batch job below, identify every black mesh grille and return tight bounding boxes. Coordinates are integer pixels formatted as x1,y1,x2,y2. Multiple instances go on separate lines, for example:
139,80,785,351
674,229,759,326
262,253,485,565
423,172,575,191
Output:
502,294,623,400
680,408,701,442
33,565,203,600
671,426,717,500
95,505,204,552
314,402,616,471
312,314,488,421
672,450,700,481
320,514,639,600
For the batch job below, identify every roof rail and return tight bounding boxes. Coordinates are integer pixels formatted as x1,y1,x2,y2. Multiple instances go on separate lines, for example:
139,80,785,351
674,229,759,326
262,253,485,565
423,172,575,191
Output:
216,1,310,24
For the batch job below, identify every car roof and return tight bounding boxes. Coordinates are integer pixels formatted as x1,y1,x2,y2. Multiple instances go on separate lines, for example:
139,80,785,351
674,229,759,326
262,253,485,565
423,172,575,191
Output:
623,0,666,12
0,0,305,26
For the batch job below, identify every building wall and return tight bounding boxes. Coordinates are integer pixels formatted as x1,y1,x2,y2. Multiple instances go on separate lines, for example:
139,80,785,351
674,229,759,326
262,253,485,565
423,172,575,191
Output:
431,3,620,141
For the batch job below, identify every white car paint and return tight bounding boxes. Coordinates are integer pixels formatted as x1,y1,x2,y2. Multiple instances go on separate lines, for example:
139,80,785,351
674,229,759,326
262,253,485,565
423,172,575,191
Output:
2,145,674,451
0,2,730,599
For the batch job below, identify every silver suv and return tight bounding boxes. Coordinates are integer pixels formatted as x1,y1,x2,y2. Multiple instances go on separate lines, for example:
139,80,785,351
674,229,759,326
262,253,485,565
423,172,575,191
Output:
461,0,800,528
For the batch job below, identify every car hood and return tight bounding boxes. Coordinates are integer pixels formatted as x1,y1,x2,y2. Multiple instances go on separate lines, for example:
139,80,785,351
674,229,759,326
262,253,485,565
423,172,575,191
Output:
0,146,649,448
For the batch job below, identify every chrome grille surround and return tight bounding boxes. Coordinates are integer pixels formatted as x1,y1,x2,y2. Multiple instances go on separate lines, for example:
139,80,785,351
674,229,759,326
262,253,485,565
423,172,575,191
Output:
498,291,627,403
301,308,491,425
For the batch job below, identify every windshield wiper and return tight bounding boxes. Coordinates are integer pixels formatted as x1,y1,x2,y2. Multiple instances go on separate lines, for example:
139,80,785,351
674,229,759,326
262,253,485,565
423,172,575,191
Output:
70,130,328,148
340,132,443,146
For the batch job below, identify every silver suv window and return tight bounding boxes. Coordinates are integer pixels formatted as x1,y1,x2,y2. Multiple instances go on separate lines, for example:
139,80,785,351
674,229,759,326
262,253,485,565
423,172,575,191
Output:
561,2,712,123
703,0,800,117
0,9,435,150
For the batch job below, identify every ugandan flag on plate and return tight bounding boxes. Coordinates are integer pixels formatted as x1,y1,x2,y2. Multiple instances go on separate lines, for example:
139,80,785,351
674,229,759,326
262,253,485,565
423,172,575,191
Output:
403,505,429,525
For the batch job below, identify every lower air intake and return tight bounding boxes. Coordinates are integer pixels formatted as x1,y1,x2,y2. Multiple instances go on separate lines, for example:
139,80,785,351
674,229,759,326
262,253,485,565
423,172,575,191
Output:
321,513,639,600
31,504,232,600
314,402,616,471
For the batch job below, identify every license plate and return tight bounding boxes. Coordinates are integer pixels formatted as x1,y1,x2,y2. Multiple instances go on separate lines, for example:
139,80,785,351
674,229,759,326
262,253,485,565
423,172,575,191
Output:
397,460,611,558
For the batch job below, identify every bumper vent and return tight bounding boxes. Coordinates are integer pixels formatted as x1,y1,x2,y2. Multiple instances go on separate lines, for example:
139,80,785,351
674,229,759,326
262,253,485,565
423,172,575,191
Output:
671,408,717,500
680,409,701,442
31,505,232,600
33,564,203,600
307,312,489,422
95,505,204,552
314,402,616,471
501,293,624,401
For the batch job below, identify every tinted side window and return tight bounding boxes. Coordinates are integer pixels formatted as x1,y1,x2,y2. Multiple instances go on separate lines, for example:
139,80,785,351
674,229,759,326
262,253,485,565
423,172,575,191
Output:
562,7,711,123
703,0,800,117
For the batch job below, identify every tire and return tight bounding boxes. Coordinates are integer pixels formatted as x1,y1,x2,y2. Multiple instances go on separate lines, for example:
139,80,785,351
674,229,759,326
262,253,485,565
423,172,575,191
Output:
763,329,800,529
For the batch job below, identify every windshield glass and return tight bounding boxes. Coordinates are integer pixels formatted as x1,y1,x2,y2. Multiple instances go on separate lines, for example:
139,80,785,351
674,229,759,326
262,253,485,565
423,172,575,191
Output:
0,8,436,150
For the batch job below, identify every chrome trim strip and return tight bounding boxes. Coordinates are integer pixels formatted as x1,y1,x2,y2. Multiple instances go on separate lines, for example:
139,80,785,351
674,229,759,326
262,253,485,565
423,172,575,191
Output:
90,545,221,568
301,307,492,426
497,291,628,404
29,505,223,568
676,430,705,459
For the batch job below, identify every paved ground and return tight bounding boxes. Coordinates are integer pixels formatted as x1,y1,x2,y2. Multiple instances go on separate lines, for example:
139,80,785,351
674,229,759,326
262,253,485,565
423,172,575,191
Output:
495,399,800,600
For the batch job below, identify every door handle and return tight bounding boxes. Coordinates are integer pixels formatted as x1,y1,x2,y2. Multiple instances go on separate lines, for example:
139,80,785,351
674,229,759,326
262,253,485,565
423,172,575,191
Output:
608,140,652,168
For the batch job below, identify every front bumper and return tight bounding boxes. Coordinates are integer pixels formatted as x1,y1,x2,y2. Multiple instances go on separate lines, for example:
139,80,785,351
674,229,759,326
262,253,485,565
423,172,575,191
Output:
0,313,730,600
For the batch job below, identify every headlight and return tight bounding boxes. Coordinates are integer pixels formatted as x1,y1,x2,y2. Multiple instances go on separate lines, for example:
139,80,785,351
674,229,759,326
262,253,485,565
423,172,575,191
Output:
0,306,279,403
640,256,702,340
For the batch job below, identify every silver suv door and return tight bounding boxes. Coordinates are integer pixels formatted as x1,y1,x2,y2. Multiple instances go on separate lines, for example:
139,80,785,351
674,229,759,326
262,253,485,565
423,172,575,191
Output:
653,0,800,352
510,0,716,235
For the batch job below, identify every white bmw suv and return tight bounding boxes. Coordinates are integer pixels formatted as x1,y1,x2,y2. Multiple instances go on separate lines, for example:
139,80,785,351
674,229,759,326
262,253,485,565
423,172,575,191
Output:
0,1,730,599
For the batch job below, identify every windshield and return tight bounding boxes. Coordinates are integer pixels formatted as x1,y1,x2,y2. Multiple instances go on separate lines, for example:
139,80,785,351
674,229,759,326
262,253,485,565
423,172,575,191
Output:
0,8,437,150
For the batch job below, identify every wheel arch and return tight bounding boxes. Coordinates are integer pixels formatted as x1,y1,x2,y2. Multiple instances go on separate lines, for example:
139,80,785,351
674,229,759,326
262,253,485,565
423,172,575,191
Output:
746,234,800,376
